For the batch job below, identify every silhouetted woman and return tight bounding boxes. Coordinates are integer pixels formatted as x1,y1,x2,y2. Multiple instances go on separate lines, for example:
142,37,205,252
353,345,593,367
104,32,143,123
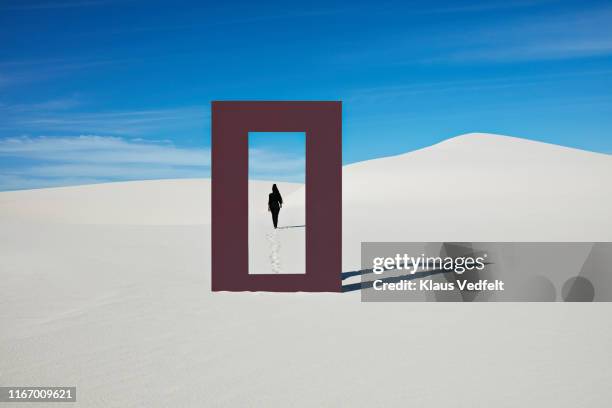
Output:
268,184,283,229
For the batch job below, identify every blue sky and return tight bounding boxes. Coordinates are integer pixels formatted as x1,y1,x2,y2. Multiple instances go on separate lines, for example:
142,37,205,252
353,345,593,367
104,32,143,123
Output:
1,0,611,190
249,133,305,183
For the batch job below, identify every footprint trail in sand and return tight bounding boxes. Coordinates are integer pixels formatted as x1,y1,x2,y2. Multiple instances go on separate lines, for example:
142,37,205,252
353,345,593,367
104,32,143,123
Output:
265,230,282,273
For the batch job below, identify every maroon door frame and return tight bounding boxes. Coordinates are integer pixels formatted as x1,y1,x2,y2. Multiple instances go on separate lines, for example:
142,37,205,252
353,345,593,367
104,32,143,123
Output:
211,101,342,292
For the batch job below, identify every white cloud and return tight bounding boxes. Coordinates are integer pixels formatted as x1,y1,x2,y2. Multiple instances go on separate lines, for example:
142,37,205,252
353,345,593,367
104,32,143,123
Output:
0,135,210,166
0,58,121,89
448,36,612,63
444,6,612,63
0,135,210,191
0,135,306,190
334,4,612,65
0,103,208,135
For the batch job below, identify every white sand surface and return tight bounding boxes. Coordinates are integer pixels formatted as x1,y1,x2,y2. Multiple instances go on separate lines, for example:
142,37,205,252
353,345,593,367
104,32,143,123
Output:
1,133,612,407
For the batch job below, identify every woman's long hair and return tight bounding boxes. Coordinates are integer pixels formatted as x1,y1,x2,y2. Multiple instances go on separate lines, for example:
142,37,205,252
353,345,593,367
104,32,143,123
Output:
271,184,283,205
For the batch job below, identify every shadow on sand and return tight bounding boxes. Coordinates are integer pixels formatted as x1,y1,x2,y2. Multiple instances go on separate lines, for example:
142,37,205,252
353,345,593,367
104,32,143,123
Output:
341,268,450,293
272,226,456,292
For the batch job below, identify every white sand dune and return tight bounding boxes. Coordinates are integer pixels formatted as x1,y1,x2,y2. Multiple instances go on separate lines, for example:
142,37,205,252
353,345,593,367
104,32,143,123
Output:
346,133,611,267
1,133,612,407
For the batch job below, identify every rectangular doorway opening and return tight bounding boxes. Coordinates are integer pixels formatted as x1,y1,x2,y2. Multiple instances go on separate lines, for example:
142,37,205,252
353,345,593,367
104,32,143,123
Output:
248,132,306,274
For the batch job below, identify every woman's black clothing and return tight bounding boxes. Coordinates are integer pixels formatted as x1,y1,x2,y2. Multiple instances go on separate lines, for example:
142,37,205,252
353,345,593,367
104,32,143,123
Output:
268,190,282,228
